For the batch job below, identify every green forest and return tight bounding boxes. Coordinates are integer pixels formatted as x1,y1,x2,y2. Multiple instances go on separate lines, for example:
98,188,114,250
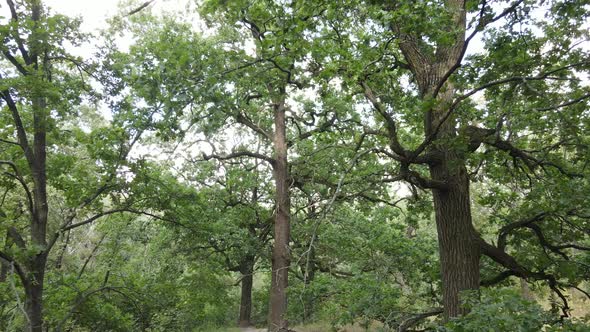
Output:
0,0,589,331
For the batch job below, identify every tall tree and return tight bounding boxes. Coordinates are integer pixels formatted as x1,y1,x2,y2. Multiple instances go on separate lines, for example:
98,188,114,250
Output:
323,0,590,319
0,2,150,329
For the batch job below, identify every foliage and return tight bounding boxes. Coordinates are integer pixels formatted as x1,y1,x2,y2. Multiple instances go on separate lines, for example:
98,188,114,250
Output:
1,0,590,331
439,288,590,332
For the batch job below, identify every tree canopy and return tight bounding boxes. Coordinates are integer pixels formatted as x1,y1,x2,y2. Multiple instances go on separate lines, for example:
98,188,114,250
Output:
1,0,589,331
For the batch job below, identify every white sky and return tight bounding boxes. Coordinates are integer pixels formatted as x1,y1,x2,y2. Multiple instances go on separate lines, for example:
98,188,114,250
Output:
44,0,191,31
45,0,124,30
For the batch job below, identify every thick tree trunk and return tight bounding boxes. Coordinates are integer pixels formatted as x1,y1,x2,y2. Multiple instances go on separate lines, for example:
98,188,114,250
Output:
427,83,480,320
430,159,480,319
394,0,474,317
238,255,255,327
268,98,291,332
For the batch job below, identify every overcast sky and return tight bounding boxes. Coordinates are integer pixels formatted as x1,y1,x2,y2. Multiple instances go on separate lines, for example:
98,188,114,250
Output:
45,0,123,30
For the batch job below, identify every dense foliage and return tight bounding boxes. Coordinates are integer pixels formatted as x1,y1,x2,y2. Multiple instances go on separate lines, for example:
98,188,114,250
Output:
0,0,589,331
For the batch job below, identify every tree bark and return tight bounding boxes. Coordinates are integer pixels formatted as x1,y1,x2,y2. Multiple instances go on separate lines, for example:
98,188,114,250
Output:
268,96,291,332
0,260,7,283
0,231,9,283
429,154,480,319
238,255,255,327
394,0,479,319
24,257,46,332
24,3,49,330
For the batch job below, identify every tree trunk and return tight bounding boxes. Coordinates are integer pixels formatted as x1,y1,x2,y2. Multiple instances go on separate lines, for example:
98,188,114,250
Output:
427,82,480,320
238,255,255,327
1,2,49,331
430,159,480,319
0,231,9,283
0,260,7,283
268,97,291,332
24,259,46,332
394,0,474,318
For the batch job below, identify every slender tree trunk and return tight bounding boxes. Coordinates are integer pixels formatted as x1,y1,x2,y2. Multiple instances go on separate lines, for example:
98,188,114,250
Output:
238,255,255,327
1,2,50,331
24,256,46,332
0,261,7,283
26,2,49,325
0,231,9,283
268,97,291,332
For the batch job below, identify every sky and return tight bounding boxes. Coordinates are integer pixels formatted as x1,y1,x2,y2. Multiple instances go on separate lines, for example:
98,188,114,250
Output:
45,0,124,31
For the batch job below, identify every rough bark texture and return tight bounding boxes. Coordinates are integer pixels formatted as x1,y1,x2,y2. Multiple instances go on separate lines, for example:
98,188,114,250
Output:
430,156,480,319
268,98,291,332
396,0,480,320
0,260,7,283
239,255,255,327
24,260,46,332
24,3,49,330
0,231,9,283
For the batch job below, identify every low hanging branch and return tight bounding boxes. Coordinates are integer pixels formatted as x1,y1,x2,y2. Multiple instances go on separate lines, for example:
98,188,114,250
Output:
397,308,444,332
478,236,573,317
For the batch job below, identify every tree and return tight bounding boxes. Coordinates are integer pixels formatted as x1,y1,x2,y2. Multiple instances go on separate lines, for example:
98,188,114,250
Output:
117,0,590,324
114,4,362,329
316,0,590,319
0,1,150,330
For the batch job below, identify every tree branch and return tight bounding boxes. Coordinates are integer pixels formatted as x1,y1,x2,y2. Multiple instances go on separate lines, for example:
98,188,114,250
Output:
485,139,582,178
498,212,547,251
0,160,34,215
397,308,443,332
236,112,273,141
432,0,526,97
202,151,276,167
5,0,31,65
533,93,590,112
479,236,571,317
0,86,34,166
360,80,408,158
126,0,156,16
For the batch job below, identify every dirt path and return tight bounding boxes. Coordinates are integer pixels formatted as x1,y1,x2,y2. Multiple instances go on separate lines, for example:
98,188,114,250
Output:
239,328,266,332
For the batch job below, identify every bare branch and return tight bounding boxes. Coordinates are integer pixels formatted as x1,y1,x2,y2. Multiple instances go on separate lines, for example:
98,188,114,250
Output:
0,86,34,165
7,227,26,249
202,151,276,167
0,138,20,146
5,0,32,65
455,61,590,106
2,51,28,75
498,212,547,250
486,139,582,178
480,270,517,286
408,61,590,164
126,0,156,16
398,308,443,332
479,236,573,316
534,93,590,112
290,114,337,146
61,209,131,232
